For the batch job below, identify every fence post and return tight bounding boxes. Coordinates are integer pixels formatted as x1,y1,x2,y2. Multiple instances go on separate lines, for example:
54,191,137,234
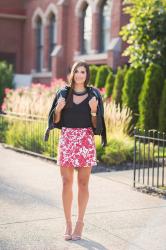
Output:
133,127,137,188
162,132,165,187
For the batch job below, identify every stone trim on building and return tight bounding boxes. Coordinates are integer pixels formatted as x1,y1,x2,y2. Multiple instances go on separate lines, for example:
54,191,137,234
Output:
45,3,58,26
32,8,45,28
0,7,26,20
0,0,129,82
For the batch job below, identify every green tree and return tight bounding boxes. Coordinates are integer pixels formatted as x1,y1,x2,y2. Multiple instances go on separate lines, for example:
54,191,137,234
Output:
105,71,115,98
112,66,127,106
0,61,13,111
159,80,166,132
120,0,166,71
95,65,111,88
138,63,164,130
89,65,98,86
122,67,144,125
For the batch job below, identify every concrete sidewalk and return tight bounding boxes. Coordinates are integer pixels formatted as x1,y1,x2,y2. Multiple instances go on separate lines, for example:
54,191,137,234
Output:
0,144,166,250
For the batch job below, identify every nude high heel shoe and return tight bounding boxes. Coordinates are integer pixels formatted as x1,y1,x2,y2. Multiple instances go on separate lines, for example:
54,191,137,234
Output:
72,221,84,241
64,221,72,241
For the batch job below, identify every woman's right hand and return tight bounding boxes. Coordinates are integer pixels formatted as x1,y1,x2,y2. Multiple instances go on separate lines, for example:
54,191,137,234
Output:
55,97,66,113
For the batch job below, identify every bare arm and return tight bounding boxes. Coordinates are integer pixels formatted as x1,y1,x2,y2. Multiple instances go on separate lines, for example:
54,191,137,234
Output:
91,115,97,128
53,108,62,123
53,97,66,123
89,96,98,129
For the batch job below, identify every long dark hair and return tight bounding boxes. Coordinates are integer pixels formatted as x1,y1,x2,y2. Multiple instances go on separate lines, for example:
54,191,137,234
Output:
65,61,90,108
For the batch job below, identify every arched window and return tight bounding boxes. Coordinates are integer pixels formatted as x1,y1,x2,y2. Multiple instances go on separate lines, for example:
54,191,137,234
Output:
100,0,111,52
48,13,56,71
81,4,92,54
36,17,43,72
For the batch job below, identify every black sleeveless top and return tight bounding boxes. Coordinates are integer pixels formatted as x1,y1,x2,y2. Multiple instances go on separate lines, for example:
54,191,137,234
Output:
61,95,92,128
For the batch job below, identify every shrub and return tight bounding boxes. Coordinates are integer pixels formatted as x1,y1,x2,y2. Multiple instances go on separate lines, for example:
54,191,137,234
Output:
95,136,105,161
6,120,44,153
0,61,13,110
159,80,166,132
0,116,8,143
112,66,127,106
94,100,134,166
138,63,165,130
105,71,115,98
104,101,133,136
89,65,98,86
122,67,144,125
101,137,134,165
95,65,111,88
135,141,154,162
5,117,59,158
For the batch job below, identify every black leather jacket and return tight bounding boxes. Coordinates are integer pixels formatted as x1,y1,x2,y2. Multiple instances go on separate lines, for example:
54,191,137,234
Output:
44,86,107,147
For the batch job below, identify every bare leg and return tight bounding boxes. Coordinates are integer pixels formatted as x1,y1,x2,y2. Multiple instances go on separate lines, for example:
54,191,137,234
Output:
60,167,74,239
72,166,92,239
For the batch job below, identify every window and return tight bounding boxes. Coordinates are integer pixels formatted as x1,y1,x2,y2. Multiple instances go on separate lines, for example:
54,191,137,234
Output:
48,14,56,71
0,52,16,71
100,0,111,52
36,17,43,72
81,4,92,54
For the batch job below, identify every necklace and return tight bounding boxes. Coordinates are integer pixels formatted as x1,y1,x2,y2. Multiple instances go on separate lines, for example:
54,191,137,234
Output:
73,89,87,96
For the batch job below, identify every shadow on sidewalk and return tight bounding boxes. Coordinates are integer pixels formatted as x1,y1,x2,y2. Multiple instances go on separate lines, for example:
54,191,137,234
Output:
69,238,109,250
91,162,133,174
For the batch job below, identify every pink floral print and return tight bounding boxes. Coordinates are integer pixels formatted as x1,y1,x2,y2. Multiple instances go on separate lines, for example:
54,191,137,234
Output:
57,127,97,167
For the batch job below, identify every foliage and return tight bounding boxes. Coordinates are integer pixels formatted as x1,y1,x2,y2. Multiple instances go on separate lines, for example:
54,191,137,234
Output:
159,80,166,132
95,65,111,88
89,65,98,86
112,66,127,106
101,136,134,165
138,63,164,130
135,141,154,161
120,0,166,71
6,119,43,153
0,61,13,109
105,71,115,98
94,100,134,166
104,101,133,136
95,100,134,165
95,136,105,161
0,116,8,143
3,117,59,157
2,79,65,117
122,67,144,125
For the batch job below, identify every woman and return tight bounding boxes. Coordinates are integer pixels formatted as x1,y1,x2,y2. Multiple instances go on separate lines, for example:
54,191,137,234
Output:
52,61,105,241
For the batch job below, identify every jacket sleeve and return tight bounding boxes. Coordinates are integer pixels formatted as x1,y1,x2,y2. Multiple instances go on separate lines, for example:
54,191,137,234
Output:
43,89,61,141
91,87,107,147
97,91,107,147
98,91,107,147
101,116,107,147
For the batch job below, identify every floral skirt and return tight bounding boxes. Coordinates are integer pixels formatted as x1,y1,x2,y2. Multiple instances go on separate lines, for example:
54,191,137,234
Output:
57,127,97,168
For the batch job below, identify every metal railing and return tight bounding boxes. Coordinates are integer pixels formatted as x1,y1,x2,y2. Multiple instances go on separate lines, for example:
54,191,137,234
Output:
0,112,59,160
1,113,166,190
133,128,166,189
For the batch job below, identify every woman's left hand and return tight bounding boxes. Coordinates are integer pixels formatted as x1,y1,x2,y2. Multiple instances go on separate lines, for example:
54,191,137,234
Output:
89,96,98,112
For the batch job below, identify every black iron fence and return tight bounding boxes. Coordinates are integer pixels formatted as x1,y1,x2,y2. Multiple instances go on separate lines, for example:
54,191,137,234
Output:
133,128,166,189
1,113,166,190
0,112,59,160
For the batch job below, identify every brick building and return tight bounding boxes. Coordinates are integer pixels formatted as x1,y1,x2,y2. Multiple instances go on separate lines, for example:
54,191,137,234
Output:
0,0,129,83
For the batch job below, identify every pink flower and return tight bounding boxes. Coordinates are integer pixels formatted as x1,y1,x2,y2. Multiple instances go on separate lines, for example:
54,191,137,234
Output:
51,78,66,88
4,88,12,95
1,103,6,111
99,87,106,95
